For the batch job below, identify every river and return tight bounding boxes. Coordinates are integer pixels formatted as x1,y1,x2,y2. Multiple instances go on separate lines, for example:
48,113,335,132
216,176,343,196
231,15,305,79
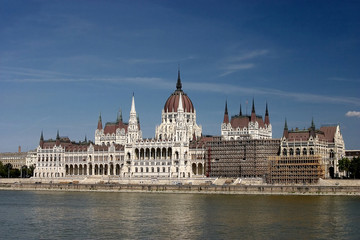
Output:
0,190,359,239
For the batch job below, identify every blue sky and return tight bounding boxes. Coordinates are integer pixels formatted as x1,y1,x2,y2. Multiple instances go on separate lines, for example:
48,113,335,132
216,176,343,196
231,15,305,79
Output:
0,0,359,152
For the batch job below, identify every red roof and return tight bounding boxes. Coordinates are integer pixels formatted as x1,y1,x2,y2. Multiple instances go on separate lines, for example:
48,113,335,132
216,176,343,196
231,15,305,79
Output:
164,90,194,113
104,121,128,135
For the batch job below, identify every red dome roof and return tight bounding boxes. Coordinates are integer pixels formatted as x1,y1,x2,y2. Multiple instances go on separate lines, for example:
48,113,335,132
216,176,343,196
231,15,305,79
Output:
164,70,194,113
164,91,194,113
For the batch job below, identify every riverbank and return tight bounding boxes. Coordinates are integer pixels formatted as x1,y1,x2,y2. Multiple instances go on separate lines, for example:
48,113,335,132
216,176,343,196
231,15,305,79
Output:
1,178,360,195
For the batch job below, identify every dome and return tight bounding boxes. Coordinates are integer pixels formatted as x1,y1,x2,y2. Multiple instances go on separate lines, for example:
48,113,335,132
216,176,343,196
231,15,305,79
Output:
163,71,194,113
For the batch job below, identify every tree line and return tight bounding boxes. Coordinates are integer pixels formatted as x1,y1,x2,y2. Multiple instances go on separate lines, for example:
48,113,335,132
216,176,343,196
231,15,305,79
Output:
0,162,35,178
338,157,360,179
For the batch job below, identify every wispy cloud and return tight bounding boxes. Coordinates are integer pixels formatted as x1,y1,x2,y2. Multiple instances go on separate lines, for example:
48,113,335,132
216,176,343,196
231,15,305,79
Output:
328,77,360,83
219,64,254,77
120,56,197,64
219,49,268,77
186,82,360,106
346,111,360,118
2,66,359,106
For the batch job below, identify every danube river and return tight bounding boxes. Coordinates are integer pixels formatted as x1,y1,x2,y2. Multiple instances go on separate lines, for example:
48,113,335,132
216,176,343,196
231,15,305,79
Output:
1,190,359,239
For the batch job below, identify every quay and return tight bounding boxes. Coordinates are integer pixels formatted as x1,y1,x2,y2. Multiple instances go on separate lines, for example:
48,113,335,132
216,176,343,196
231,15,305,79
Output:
1,178,360,196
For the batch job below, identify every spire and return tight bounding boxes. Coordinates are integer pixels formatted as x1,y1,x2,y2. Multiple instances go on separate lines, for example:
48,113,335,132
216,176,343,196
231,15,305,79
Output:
85,135,87,142
283,118,289,138
97,113,103,130
40,131,44,147
117,109,122,123
130,93,136,114
239,104,242,116
176,68,182,91
178,92,184,112
311,117,315,129
264,102,270,125
251,98,256,122
223,100,229,124
251,98,255,113
56,130,60,146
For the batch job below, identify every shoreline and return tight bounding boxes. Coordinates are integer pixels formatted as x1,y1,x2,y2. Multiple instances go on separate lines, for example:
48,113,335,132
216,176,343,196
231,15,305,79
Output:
1,181,360,196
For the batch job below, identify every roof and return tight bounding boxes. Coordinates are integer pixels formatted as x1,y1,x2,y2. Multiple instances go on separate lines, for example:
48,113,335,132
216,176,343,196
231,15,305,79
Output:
164,90,194,113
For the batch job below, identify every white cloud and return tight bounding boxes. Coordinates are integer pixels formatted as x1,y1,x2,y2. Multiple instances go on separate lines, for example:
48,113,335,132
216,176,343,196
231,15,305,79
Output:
346,111,360,118
219,49,268,77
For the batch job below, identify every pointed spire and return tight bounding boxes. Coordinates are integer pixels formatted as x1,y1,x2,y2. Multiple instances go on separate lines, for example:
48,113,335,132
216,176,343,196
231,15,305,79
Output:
223,100,229,124
176,67,182,91
251,98,255,113
311,117,315,129
283,118,289,138
251,98,256,122
56,130,60,140
264,102,270,125
40,130,44,147
130,93,136,114
85,135,87,142
97,112,103,130
117,108,123,123
178,92,184,112
239,104,242,116
119,109,123,122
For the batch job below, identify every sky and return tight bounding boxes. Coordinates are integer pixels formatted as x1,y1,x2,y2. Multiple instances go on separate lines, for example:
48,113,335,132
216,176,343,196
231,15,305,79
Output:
0,0,359,152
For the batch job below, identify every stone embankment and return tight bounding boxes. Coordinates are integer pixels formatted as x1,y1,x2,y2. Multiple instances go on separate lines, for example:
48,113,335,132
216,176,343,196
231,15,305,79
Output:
1,178,360,195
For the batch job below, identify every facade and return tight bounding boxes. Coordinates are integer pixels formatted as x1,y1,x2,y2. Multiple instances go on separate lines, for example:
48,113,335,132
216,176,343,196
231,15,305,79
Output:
221,100,272,140
280,119,345,178
33,72,206,179
0,151,27,169
190,137,280,178
268,155,325,184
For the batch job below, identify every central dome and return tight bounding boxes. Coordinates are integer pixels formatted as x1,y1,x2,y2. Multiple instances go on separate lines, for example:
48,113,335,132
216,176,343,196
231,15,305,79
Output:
164,71,194,113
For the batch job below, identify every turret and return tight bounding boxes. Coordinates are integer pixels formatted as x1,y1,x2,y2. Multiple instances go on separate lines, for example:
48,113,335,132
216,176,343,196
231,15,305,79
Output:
239,104,242,117
223,100,229,124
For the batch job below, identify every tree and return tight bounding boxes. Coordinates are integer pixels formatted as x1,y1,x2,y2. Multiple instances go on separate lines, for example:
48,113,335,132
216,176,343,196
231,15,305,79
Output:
338,157,351,178
349,157,360,179
4,163,12,178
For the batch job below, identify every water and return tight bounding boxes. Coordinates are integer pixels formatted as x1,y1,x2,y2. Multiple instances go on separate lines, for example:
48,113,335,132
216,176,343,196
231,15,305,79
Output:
0,190,359,240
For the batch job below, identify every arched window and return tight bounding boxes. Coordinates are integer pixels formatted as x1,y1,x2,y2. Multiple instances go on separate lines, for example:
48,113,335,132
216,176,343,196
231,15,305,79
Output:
330,150,335,158
283,149,287,156
310,148,314,155
296,148,300,155
303,148,307,155
289,148,294,156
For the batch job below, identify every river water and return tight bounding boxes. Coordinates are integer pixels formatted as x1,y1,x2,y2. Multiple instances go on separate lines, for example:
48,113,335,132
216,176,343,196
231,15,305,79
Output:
0,190,359,239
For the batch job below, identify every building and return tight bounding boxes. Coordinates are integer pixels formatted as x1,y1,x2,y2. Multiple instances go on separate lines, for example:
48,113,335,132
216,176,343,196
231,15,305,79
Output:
0,147,27,169
33,71,206,179
189,137,280,179
268,155,325,184
280,119,345,178
221,100,272,140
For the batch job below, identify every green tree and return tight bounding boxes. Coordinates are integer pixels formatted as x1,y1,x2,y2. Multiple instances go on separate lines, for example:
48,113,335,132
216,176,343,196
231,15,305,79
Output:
338,157,351,178
0,162,6,177
4,163,12,178
349,157,360,179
